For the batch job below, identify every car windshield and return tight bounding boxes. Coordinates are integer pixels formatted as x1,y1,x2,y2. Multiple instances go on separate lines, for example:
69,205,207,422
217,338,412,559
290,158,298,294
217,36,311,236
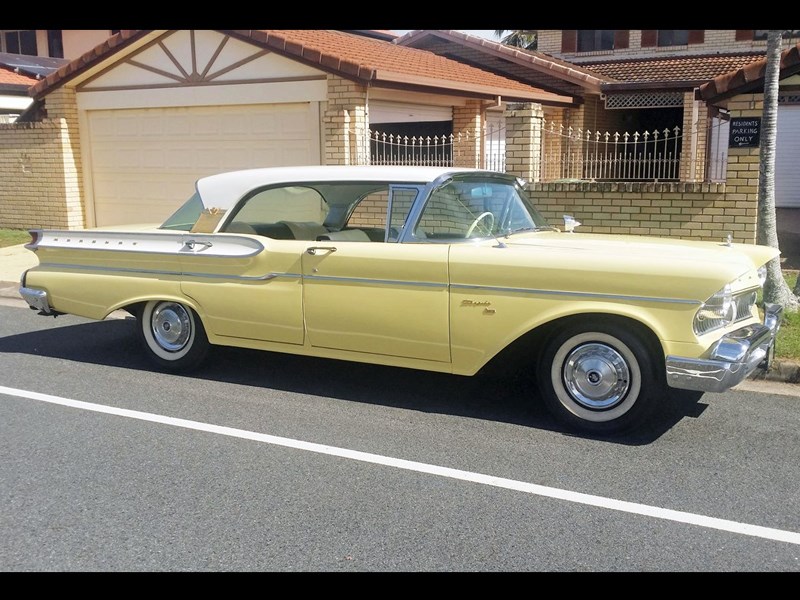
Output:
412,175,550,241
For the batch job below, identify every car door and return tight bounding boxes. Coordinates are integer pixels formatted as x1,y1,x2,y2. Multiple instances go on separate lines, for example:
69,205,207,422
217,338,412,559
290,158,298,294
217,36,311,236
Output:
179,234,306,345
301,242,450,362
301,186,451,362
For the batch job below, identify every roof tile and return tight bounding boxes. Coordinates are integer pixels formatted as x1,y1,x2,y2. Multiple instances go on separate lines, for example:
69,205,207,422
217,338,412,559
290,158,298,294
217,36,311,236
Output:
396,30,613,90
32,29,569,104
582,53,766,84
0,65,37,86
699,41,800,101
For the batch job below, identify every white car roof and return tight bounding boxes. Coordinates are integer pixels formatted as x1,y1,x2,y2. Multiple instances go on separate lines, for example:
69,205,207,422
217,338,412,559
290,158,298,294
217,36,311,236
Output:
195,165,493,210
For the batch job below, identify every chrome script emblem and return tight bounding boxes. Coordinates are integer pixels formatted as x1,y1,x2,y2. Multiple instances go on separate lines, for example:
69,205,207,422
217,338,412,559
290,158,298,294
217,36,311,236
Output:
461,299,491,307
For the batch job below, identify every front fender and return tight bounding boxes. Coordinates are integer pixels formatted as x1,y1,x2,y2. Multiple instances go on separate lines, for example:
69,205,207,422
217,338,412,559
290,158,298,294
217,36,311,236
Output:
450,292,700,375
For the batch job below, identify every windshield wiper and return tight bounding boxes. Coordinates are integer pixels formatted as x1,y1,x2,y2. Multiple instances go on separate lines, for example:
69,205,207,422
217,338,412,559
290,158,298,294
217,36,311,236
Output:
504,225,557,237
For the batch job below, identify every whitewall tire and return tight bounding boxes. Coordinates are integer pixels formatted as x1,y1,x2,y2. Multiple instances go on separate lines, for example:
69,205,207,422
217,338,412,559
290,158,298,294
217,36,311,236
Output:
138,300,210,371
537,322,662,434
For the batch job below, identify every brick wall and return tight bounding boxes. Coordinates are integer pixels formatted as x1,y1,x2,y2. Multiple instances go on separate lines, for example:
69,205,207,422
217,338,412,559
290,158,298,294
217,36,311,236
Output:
724,93,763,237
506,92,763,243
0,87,85,230
529,181,755,243
581,95,624,134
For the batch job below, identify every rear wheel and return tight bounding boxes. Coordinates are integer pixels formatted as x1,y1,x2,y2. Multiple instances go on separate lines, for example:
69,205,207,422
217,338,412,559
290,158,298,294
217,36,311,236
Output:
537,321,662,434
137,300,209,372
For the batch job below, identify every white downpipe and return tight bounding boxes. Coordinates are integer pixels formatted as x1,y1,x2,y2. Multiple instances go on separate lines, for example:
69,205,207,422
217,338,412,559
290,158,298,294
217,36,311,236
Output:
689,88,700,182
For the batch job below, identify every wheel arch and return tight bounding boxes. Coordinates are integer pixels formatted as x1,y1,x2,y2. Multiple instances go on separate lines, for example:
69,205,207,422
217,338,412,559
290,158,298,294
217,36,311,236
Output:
116,295,205,321
480,311,667,379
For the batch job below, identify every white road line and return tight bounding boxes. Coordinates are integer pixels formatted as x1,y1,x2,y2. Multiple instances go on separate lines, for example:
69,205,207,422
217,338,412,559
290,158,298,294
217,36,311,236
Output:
3,384,799,546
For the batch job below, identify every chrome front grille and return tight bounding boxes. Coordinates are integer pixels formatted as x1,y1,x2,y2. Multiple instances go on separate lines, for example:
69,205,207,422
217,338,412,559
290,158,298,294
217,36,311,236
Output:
733,290,758,323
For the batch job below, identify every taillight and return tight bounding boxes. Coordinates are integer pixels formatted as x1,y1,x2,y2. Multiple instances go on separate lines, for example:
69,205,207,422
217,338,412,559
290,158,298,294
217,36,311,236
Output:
25,229,42,250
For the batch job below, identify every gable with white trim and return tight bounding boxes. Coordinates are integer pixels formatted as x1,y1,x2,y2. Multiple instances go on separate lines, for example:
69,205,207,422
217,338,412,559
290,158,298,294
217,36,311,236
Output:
75,30,326,227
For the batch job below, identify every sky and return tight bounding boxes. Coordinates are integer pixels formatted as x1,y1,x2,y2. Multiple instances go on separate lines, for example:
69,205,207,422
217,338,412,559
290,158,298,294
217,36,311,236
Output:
392,30,500,40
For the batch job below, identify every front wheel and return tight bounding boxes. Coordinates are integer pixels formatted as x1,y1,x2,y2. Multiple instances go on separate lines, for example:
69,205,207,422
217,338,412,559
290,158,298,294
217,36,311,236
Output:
137,300,210,372
536,322,662,435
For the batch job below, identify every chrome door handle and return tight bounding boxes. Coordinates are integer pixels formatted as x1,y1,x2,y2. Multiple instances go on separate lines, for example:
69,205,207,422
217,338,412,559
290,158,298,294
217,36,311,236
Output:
306,246,337,255
185,240,213,250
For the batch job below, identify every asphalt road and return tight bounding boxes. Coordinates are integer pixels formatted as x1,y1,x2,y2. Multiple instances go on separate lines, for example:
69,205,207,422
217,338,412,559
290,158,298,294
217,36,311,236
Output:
1,301,799,572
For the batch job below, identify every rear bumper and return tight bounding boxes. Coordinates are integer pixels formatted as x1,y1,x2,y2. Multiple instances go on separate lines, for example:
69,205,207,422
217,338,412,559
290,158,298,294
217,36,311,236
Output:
19,285,53,314
665,303,782,393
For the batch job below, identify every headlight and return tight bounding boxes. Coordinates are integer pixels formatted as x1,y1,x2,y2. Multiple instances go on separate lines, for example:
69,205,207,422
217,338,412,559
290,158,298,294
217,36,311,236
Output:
757,265,768,287
694,283,734,335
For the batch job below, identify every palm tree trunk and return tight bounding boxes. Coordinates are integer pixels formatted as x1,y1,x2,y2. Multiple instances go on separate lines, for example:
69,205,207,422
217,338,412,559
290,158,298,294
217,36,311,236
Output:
759,31,798,310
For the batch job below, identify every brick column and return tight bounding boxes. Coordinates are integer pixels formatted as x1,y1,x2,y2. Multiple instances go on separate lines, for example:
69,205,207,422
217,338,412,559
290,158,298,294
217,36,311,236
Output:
722,93,762,243
563,104,586,179
323,75,369,165
680,91,710,182
452,100,482,168
43,87,85,228
504,102,544,182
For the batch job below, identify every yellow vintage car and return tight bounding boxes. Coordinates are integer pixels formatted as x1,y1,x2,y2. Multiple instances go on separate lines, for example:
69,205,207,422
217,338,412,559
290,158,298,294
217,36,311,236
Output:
19,166,781,434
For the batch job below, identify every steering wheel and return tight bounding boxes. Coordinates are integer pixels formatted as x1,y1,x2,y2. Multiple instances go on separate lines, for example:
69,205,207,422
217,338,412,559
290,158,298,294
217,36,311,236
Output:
466,211,495,237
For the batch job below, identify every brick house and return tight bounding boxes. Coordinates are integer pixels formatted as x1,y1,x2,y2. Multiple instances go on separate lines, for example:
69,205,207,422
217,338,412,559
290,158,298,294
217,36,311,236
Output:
538,29,800,205
0,29,116,121
0,52,68,121
0,29,792,247
399,29,798,190
394,29,800,242
0,29,571,229
0,29,120,60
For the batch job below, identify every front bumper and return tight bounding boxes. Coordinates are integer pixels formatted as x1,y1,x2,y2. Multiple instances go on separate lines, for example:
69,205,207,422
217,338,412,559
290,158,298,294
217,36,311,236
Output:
665,303,783,393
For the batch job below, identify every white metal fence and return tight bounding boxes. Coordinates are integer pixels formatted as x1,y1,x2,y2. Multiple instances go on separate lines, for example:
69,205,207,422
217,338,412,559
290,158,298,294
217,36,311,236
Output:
367,118,731,183
368,122,506,171
541,120,683,182
368,130,455,167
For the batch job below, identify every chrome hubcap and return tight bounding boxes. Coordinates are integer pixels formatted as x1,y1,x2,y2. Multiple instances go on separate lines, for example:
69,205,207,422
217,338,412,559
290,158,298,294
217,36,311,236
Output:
563,343,630,410
151,303,191,352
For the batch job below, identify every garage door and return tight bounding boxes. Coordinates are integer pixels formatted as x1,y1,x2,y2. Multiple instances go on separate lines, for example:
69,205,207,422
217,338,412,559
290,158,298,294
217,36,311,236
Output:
776,104,800,208
87,103,320,226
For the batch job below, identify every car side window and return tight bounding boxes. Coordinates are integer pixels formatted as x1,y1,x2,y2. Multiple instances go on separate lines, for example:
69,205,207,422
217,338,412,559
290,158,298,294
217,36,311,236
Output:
414,184,468,239
387,188,418,242
345,186,418,242
223,186,329,239
347,189,389,229
232,186,328,223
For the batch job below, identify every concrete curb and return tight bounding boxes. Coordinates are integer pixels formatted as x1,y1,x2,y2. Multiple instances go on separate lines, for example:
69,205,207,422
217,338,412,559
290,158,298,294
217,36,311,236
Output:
752,358,800,384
